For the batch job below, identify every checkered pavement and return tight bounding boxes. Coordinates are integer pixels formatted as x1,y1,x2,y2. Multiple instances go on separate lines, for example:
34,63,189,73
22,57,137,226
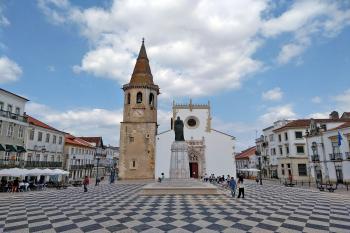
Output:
0,181,350,232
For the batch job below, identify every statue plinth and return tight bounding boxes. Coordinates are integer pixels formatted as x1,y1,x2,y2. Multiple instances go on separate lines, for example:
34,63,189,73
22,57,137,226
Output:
169,141,190,179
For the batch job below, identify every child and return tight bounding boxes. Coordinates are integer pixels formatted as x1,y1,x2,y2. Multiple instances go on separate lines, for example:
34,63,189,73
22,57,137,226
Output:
83,176,89,192
229,177,236,197
237,180,245,198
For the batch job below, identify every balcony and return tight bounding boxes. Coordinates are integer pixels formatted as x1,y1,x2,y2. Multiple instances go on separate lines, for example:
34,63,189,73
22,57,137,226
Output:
0,109,27,122
345,152,350,160
311,155,320,162
329,153,343,161
70,164,94,170
0,160,62,169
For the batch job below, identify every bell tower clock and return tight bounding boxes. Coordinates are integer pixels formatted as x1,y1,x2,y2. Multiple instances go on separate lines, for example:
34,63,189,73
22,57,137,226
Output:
119,40,160,180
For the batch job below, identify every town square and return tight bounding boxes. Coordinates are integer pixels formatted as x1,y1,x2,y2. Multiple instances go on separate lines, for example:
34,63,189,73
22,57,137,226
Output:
1,0,350,232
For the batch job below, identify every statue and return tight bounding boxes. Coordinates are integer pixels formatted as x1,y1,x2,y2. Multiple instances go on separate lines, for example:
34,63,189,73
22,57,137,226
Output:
174,116,185,141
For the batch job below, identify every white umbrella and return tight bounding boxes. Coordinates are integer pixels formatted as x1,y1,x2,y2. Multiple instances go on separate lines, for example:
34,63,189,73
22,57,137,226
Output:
0,169,10,176
41,168,55,176
52,169,69,175
238,168,261,172
27,168,46,176
0,168,30,177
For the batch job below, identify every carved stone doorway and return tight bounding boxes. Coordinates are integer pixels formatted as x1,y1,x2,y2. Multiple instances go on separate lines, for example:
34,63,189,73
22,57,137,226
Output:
187,138,206,179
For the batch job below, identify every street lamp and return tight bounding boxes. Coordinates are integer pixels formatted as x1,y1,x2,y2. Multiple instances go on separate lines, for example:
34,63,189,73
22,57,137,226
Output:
95,155,101,186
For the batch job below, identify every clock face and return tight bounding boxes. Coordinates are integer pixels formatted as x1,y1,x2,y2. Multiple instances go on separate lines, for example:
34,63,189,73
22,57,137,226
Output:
133,109,144,117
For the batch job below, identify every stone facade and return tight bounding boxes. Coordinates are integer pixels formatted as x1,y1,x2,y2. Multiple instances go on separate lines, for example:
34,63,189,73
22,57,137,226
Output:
119,41,159,180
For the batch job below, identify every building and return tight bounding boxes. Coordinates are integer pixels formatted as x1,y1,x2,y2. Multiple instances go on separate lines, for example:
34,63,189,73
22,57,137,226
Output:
78,136,106,177
119,41,159,180
105,145,119,173
306,118,350,184
64,134,95,180
156,100,236,179
235,146,257,178
25,115,65,168
255,120,290,179
0,88,29,168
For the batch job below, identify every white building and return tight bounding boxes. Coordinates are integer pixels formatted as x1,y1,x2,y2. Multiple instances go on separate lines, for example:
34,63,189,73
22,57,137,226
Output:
105,145,119,173
25,115,65,168
306,118,350,184
0,88,29,168
64,135,95,180
235,146,258,178
156,100,236,179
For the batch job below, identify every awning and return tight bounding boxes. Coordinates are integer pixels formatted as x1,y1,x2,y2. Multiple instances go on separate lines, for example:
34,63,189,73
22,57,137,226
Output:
5,145,17,152
238,168,261,172
16,146,26,153
0,144,5,151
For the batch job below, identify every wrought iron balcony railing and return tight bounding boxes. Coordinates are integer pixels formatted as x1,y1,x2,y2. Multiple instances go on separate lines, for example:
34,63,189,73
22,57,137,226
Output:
0,109,27,122
0,160,62,168
311,155,320,162
70,164,94,170
329,153,343,161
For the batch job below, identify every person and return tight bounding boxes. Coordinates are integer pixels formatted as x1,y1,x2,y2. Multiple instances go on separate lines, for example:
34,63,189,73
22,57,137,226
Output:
83,176,89,192
237,180,245,198
19,180,25,192
161,173,165,180
256,177,259,184
12,178,19,193
229,177,236,197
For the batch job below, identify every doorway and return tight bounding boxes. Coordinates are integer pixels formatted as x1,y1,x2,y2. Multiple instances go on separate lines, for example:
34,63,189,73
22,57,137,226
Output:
189,163,198,178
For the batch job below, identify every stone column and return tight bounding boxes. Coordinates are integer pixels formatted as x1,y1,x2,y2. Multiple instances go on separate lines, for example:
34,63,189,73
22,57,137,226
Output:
169,141,190,179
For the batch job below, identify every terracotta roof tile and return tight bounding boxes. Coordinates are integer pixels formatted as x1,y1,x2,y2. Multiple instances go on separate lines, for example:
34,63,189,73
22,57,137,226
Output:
65,134,95,148
27,115,61,133
235,146,256,160
327,122,350,131
78,137,103,147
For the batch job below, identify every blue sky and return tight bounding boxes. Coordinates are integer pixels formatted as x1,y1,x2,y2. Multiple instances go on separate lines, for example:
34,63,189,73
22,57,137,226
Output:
1,0,350,150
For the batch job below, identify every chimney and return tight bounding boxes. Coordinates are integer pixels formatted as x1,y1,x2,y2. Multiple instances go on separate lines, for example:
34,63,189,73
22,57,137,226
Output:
329,111,339,120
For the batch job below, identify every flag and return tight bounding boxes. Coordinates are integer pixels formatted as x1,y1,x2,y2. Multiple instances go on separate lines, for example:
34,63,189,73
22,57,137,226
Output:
338,131,343,146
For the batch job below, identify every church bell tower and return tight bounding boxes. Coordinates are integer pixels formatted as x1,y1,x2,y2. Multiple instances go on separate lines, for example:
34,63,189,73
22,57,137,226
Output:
119,40,160,180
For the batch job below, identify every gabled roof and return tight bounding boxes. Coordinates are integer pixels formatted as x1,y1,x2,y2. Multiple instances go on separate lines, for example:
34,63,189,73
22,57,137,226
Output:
235,146,256,160
65,134,95,148
211,129,236,139
273,118,350,132
27,115,62,133
78,136,104,147
327,122,350,131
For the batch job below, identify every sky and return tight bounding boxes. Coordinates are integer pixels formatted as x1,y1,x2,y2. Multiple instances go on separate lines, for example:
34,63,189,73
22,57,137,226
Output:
1,0,350,151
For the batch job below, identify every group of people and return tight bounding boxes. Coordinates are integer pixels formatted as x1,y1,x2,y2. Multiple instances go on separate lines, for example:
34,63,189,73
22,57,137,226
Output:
0,177,43,192
203,173,245,198
229,174,245,198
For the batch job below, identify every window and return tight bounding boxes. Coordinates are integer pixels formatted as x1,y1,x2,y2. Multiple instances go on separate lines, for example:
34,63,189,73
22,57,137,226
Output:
71,148,74,154
132,160,136,168
58,136,62,144
7,124,14,137
43,154,48,162
149,93,154,106
331,142,340,154
0,121,2,135
281,164,285,175
298,164,307,176
296,145,305,154
271,148,276,155
18,126,24,138
46,133,50,143
129,137,134,143
51,155,55,162
287,163,290,168
53,135,57,144
284,132,288,141
15,107,20,115
0,101,3,110
4,152,10,161
27,154,32,162
29,129,34,140
286,145,289,155
278,134,282,142
136,92,142,103
269,134,274,142
279,146,283,155
295,131,303,139
38,132,43,141
36,154,40,161
57,155,61,162
7,104,12,113
127,93,131,104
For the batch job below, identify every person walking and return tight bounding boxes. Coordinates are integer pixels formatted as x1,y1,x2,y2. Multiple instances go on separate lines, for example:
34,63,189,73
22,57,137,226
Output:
83,176,89,192
229,177,236,197
237,180,245,198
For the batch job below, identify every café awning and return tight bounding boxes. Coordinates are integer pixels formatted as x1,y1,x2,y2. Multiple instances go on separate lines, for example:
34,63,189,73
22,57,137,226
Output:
5,145,17,152
16,146,26,153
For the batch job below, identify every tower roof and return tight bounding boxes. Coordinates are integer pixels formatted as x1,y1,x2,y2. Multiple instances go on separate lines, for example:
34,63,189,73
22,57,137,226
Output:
129,39,154,85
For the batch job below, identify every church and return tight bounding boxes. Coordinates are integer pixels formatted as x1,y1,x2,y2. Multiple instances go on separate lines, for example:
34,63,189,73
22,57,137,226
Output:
119,40,236,180
156,100,236,179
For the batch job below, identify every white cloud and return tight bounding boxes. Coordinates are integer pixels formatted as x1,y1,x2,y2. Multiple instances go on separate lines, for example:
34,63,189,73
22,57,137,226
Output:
311,96,322,104
0,4,10,27
334,89,350,112
259,104,296,124
0,56,22,83
48,65,56,72
307,112,329,119
37,0,350,96
262,87,283,101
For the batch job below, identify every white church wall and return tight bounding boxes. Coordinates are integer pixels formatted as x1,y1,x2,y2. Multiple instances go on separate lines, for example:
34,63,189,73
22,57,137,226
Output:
155,130,173,178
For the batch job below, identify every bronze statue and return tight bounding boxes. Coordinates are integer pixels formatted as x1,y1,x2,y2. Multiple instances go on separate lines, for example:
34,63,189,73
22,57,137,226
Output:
174,116,185,141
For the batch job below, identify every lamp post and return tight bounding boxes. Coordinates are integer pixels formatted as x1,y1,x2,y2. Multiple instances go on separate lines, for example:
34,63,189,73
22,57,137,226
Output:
95,155,100,186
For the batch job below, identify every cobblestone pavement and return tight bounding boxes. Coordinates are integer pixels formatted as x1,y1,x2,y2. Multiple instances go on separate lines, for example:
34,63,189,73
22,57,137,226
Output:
0,181,350,233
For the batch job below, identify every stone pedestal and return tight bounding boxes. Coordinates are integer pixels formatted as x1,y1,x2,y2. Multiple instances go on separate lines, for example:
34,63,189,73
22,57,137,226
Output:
169,141,190,179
